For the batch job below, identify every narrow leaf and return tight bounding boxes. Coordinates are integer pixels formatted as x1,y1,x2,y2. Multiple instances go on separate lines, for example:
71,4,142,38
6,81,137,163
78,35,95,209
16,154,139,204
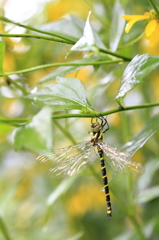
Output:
109,1,125,52
47,178,76,207
122,114,159,156
44,177,76,226
0,216,12,240
70,16,107,49
67,11,98,55
0,178,22,214
13,106,53,153
115,54,159,105
138,159,159,191
27,77,94,112
40,15,106,50
66,232,84,240
0,41,5,74
137,186,159,204
36,56,107,87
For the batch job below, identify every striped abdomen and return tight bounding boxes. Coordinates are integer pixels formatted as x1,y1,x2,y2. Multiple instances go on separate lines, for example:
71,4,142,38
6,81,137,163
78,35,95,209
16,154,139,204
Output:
97,146,112,220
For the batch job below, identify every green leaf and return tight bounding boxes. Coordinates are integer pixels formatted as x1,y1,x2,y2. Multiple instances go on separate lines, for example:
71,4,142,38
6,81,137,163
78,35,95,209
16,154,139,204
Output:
0,178,22,214
40,15,84,40
138,159,159,191
66,232,84,240
115,54,159,106
44,177,76,226
137,186,159,204
69,11,95,51
36,56,107,87
13,106,53,153
87,73,116,109
109,1,125,52
47,178,76,207
67,11,101,56
41,15,106,50
0,41,5,74
122,114,159,156
27,77,94,112
0,216,12,240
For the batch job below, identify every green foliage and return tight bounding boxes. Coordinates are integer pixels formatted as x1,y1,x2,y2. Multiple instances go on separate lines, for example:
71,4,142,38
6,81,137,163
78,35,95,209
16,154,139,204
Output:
109,1,125,52
138,186,159,204
67,11,99,55
0,0,159,240
0,216,11,240
13,106,53,153
122,114,159,156
27,77,94,112
36,56,106,86
0,41,5,74
116,54,159,106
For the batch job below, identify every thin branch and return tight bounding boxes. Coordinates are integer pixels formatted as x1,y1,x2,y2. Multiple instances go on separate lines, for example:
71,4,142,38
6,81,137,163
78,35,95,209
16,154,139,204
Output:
99,48,131,61
0,33,71,44
0,60,123,76
0,16,74,44
0,102,159,126
54,120,77,145
0,32,131,62
0,15,132,62
51,102,159,119
6,76,28,95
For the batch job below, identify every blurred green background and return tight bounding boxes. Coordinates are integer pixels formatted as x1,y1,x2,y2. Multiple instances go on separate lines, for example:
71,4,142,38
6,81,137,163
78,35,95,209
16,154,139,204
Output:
0,0,159,240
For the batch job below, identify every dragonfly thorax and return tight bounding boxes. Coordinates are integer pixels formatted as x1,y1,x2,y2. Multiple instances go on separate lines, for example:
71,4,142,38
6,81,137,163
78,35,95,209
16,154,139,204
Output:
90,130,103,146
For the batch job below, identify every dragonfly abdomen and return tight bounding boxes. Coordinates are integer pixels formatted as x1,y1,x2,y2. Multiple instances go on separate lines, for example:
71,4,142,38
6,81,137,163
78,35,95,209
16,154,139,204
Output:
98,147,112,220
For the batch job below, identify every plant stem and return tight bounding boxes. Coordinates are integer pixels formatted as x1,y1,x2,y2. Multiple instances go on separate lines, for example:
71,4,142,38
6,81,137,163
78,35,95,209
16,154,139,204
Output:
54,120,77,145
148,0,159,16
0,60,123,76
0,33,71,44
6,76,28,95
0,102,159,126
0,17,132,62
99,48,131,61
0,16,74,44
51,102,159,119
0,118,30,127
0,32,131,62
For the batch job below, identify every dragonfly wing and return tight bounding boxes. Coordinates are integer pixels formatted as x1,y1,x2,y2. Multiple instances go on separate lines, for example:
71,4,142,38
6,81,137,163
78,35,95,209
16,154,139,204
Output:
98,142,144,175
124,160,144,175
37,141,98,177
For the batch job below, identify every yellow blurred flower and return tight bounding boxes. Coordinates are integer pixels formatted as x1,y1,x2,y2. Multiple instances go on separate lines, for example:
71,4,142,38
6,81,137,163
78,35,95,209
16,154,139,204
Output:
46,0,90,21
67,182,106,216
122,10,159,47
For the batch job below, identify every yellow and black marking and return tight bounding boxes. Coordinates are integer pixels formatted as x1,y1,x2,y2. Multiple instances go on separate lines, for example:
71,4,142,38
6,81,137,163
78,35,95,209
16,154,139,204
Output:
98,146,112,220
91,117,112,220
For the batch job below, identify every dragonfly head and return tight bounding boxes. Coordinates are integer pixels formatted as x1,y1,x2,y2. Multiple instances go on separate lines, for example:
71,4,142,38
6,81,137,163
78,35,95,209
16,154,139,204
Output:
91,121,101,133
91,117,109,134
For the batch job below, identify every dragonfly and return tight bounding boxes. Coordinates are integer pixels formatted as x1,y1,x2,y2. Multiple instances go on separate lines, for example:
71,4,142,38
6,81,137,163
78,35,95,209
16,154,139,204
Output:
37,117,144,220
